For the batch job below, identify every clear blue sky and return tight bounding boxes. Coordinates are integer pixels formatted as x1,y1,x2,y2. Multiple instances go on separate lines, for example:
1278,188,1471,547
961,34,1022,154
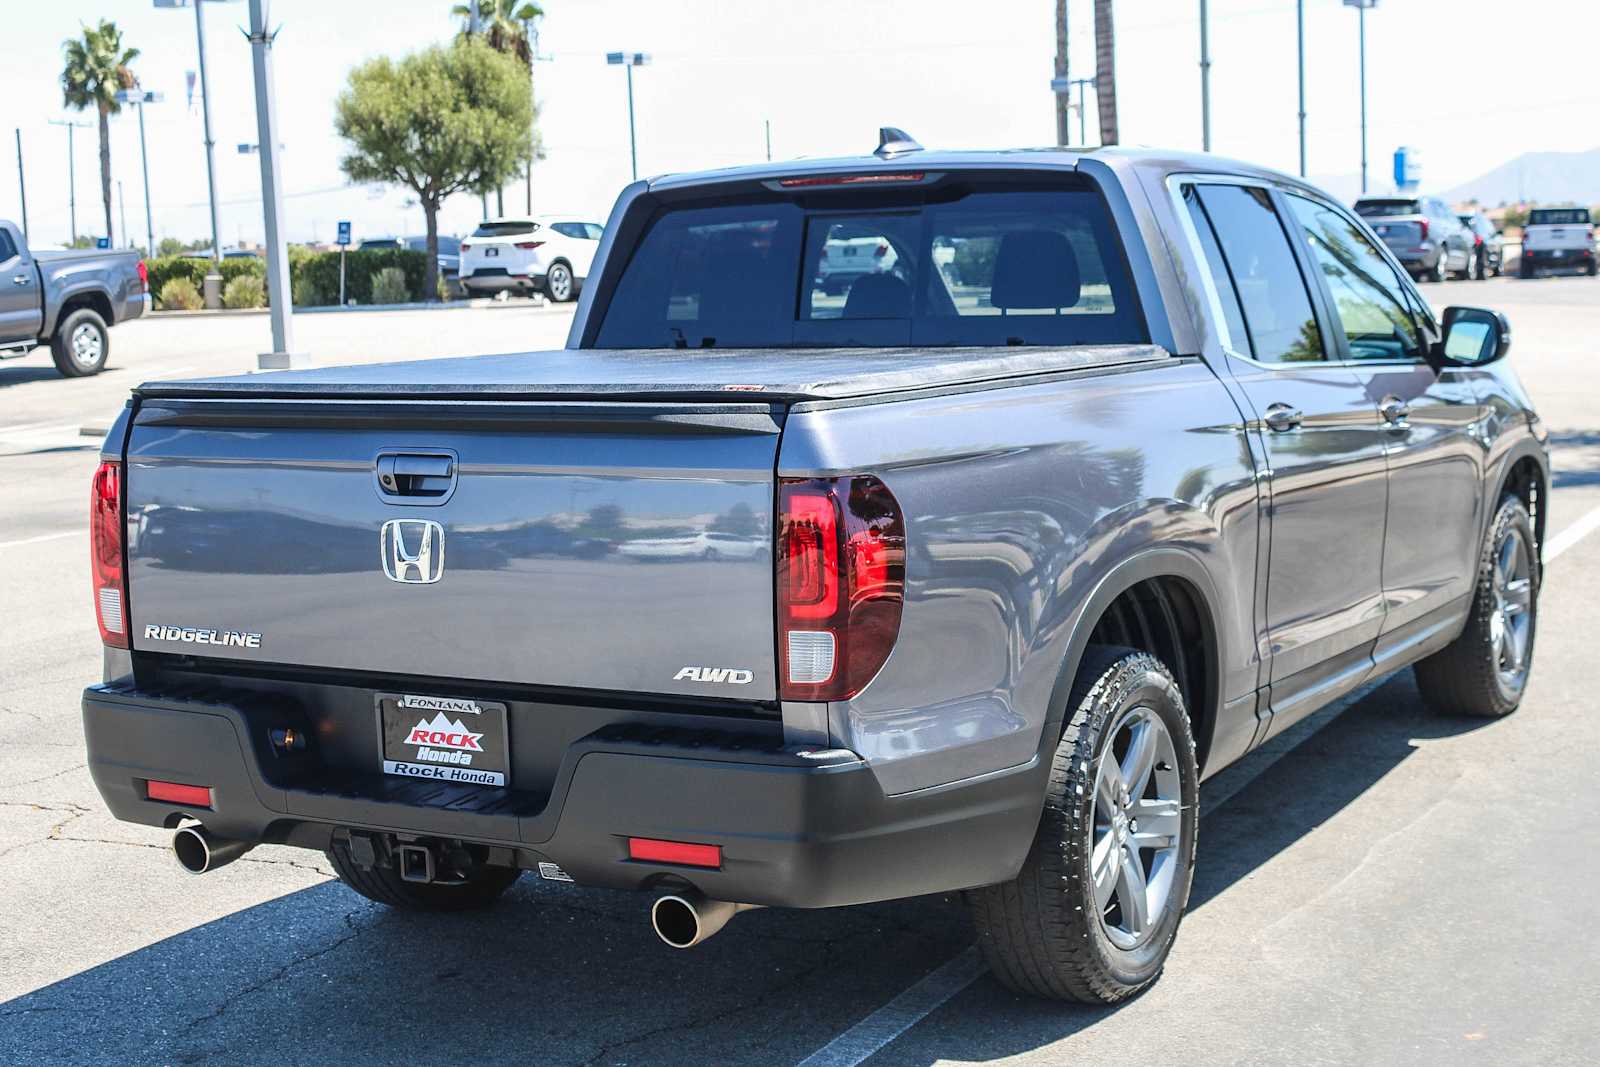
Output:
3,0,1596,249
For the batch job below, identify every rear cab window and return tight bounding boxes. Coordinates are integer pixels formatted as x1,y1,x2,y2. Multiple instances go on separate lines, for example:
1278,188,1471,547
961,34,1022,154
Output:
592,177,1147,349
472,221,540,238
1527,208,1589,226
1354,200,1421,219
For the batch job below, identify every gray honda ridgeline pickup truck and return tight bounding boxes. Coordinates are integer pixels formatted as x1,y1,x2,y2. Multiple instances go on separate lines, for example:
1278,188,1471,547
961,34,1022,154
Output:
84,137,1547,1003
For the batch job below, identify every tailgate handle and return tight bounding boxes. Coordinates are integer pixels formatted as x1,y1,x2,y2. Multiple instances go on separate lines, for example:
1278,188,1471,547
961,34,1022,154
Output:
376,452,456,499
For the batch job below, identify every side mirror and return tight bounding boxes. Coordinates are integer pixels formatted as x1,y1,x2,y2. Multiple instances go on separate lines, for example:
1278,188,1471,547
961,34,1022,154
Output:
1437,306,1511,366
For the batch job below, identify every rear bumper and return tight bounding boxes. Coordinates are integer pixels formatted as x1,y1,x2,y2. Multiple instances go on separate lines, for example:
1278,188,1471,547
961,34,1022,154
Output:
83,681,1042,908
1522,247,1594,265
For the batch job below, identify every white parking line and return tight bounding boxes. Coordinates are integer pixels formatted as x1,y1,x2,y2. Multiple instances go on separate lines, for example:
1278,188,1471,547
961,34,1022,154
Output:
792,499,1600,1067
0,529,83,550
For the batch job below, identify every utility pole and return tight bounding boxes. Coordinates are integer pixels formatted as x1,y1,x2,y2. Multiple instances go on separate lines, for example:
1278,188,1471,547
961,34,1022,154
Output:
765,119,772,162
247,0,300,369
14,130,27,240
118,180,128,248
1297,0,1307,176
47,119,90,244
1053,0,1070,146
156,0,226,304
1199,0,1211,152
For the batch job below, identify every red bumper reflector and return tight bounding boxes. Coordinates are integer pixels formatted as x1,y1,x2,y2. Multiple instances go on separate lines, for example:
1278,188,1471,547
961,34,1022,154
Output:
145,780,213,808
627,837,721,868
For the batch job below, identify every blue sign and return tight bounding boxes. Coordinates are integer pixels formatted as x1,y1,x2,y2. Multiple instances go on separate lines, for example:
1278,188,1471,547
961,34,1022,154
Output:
1393,146,1421,189
336,221,352,247
95,237,110,249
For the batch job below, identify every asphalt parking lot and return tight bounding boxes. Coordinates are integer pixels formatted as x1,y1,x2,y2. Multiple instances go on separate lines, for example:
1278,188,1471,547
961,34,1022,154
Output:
4,276,1600,1066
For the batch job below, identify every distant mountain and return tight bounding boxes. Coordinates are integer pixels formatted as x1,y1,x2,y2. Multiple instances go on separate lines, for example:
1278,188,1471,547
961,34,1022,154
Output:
1443,148,1600,206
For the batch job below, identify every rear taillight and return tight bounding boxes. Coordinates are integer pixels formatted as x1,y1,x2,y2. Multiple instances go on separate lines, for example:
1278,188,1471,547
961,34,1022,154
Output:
874,242,889,258
514,240,545,250
91,460,127,648
136,260,148,294
1417,219,1429,241
777,475,905,701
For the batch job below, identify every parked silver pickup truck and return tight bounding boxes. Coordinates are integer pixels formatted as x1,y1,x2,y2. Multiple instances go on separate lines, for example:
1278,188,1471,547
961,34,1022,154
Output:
0,218,147,377
83,137,1547,1003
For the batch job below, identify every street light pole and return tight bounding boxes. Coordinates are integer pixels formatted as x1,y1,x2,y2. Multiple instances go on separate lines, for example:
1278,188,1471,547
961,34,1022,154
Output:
606,52,650,183
1297,0,1307,176
14,129,27,241
1199,0,1211,152
117,90,163,260
1344,0,1377,194
247,0,299,369
47,119,89,244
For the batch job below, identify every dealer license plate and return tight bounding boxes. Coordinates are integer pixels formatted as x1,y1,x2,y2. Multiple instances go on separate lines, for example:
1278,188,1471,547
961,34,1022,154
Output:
378,693,510,787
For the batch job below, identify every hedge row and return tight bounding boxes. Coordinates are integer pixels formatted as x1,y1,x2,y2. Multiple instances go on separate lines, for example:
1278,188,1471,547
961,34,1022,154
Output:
147,249,433,310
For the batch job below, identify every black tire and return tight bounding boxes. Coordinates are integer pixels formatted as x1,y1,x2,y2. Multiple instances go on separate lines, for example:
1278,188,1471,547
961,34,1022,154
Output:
49,306,110,377
1428,248,1448,283
1473,248,1487,281
1519,257,1534,279
544,261,575,302
970,646,1199,1003
1414,496,1539,719
1587,258,1597,277
326,840,521,911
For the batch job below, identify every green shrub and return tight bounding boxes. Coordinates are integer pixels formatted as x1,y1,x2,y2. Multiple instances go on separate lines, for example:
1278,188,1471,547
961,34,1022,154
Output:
291,249,428,305
223,274,266,310
370,266,410,305
292,273,328,308
158,277,203,311
147,256,209,301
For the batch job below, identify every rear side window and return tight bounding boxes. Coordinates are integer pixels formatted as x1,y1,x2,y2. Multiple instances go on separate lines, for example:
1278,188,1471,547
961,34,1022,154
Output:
1191,184,1324,364
0,229,15,261
472,221,539,238
593,185,1145,349
1181,186,1250,355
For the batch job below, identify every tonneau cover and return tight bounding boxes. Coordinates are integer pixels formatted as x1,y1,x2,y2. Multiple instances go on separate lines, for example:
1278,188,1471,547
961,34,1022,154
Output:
136,344,1171,404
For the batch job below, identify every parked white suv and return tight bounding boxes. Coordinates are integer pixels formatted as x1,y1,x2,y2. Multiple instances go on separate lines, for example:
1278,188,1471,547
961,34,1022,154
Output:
459,216,605,302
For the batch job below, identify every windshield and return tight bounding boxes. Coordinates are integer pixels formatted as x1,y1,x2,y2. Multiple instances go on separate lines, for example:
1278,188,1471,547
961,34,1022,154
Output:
593,184,1146,349
472,221,540,237
1354,200,1421,218
1528,209,1588,226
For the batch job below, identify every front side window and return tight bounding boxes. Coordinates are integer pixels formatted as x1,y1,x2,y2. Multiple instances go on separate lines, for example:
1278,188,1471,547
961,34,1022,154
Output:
594,185,1145,349
0,230,15,262
1193,184,1324,364
1286,195,1422,362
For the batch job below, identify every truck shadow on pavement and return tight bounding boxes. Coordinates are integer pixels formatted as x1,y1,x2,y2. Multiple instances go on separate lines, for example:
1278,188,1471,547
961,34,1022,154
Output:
0,670,1497,1067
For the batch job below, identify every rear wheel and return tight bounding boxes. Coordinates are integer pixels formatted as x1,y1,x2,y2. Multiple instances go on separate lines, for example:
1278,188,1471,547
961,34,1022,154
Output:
1414,496,1538,718
326,839,521,911
1473,248,1487,280
544,261,575,302
970,646,1198,1003
1519,255,1535,279
50,307,109,377
1428,247,1449,282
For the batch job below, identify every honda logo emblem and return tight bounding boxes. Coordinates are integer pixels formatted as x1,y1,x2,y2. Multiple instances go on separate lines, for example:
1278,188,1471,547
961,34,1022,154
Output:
380,519,445,584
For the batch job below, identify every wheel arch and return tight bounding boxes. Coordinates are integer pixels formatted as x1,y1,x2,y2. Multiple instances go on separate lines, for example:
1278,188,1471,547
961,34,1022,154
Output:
54,289,116,333
1044,549,1226,775
1494,446,1549,565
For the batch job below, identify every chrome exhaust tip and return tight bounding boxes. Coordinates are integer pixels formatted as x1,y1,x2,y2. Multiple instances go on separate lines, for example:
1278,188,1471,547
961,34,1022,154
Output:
171,825,253,874
650,890,760,949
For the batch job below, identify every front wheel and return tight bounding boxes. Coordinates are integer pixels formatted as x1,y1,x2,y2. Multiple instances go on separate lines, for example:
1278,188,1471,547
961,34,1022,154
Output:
1414,495,1538,718
970,646,1198,1003
544,262,575,303
50,307,110,377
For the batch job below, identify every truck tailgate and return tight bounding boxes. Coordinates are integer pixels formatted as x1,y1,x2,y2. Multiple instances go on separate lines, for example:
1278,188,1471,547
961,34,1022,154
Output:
123,398,781,701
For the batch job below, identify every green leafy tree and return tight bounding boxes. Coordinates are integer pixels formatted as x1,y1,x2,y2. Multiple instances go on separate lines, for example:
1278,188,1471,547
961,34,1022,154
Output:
335,39,533,300
453,0,546,213
60,20,139,244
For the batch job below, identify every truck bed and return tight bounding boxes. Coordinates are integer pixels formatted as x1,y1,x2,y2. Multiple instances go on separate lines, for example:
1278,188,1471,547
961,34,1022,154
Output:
136,344,1172,404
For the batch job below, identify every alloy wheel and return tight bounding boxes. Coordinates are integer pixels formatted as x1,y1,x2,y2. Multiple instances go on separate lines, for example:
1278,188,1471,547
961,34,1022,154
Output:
71,322,103,368
1489,526,1534,692
1089,705,1183,950
548,265,572,302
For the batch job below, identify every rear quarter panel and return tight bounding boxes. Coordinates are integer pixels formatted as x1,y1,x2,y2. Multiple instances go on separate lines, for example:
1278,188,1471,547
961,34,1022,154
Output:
778,360,1261,795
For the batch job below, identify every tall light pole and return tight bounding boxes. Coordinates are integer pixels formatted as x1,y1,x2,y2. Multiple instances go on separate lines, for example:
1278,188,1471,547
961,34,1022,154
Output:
155,0,228,306
1297,0,1307,177
14,130,28,241
117,89,163,258
46,118,90,244
606,52,650,182
1053,0,1070,146
1344,0,1378,194
247,0,299,369
1198,0,1212,152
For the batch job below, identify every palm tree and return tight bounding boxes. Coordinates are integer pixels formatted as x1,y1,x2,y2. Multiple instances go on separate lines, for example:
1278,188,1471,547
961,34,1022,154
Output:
1093,0,1118,145
453,1,544,214
61,20,139,244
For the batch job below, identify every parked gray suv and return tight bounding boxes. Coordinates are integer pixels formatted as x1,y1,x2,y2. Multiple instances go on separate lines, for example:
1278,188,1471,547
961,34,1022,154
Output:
1355,194,1475,281
83,140,1547,1003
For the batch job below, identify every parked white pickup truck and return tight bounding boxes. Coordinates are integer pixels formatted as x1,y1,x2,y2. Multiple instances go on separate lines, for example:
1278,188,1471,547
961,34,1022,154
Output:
1519,207,1596,277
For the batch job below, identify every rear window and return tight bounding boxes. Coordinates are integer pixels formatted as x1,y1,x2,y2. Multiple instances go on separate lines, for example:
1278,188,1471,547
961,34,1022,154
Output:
1354,200,1421,218
1528,208,1589,226
593,185,1145,349
472,221,540,237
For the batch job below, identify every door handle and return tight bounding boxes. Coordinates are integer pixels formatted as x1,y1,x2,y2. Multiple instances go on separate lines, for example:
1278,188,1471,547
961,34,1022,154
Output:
1262,403,1303,433
11,275,29,286
375,451,456,500
1379,396,1411,425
